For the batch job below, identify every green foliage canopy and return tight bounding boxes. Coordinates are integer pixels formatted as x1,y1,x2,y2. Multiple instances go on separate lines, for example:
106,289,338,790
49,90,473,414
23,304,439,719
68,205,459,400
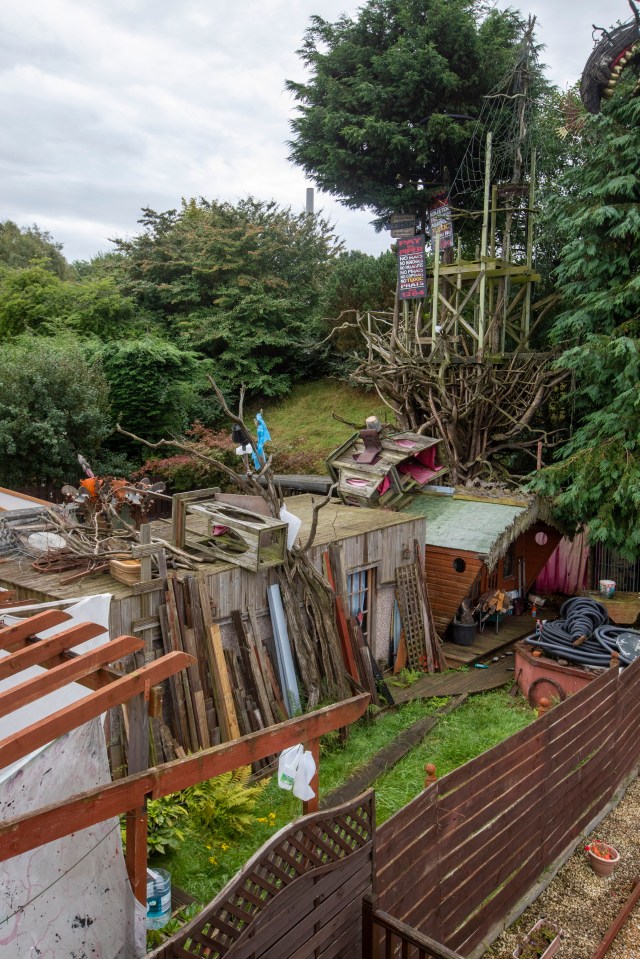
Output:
286,0,526,224
0,264,143,340
109,198,342,398
0,220,69,278
93,337,203,447
529,94,640,559
0,336,110,486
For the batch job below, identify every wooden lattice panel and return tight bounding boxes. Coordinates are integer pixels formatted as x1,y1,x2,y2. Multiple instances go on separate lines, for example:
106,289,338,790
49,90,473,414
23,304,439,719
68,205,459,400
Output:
151,791,375,959
395,564,429,670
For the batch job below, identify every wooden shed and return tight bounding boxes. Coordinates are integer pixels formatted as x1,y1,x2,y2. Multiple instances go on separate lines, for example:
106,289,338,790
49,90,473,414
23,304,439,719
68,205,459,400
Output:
402,489,562,635
0,494,424,662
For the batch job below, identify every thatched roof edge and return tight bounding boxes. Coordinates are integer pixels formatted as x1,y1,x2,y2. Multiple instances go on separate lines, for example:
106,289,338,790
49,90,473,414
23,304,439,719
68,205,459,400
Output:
479,496,560,573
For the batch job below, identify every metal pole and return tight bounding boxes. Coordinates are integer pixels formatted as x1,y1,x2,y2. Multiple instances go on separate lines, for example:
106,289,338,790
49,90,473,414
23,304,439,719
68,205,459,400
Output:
431,231,441,346
305,188,314,214
524,148,537,343
478,132,492,356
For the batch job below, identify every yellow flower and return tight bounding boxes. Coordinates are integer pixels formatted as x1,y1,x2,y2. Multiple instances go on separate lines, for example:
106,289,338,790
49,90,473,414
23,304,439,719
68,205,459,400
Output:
220,843,230,851
205,844,211,850
257,817,267,823
209,855,218,865
268,812,276,819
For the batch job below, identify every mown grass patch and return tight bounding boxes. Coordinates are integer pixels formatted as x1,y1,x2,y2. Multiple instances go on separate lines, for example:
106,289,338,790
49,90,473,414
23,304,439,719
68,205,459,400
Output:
152,698,442,903
250,380,391,472
374,689,535,823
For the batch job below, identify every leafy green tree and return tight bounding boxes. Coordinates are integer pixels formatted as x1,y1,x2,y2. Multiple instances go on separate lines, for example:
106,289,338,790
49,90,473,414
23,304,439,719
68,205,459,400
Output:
0,265,72,336
0,264,144,340
0,336,110,486
0,220,69,278
286,0,526,227
529,94,640,559
321,250,397,316
93,337,204,448
318,249,397,352
109,198,341,397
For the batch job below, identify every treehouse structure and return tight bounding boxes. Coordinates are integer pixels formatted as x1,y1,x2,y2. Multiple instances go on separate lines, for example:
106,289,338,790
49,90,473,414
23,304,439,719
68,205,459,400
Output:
354,137,564,484
422,141,544,360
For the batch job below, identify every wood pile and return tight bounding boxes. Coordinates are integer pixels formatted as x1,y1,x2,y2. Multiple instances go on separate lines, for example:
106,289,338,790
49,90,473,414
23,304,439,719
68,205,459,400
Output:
114,542,443,775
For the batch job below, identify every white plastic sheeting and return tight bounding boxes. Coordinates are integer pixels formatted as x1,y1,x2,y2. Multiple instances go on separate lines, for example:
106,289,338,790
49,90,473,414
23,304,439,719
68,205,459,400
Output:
0,593,147,957
0,719,146,958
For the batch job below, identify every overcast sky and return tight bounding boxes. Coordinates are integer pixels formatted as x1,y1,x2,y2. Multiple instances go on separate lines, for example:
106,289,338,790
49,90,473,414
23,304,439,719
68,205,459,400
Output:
0,0,626,262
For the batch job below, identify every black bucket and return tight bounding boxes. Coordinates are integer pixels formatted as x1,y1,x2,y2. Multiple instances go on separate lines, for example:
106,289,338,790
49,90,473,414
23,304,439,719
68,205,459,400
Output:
451,620,476,646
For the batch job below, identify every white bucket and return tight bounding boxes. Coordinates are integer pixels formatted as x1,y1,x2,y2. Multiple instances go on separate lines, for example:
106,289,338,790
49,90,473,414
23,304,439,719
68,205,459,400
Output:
599,579,616,598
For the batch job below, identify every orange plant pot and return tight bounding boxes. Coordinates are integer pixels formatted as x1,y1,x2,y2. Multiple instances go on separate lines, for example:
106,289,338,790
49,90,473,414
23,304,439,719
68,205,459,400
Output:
586,841,619,877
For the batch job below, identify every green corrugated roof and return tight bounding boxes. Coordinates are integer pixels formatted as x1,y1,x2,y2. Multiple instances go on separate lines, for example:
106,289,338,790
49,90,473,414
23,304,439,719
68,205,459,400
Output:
403,494,526,556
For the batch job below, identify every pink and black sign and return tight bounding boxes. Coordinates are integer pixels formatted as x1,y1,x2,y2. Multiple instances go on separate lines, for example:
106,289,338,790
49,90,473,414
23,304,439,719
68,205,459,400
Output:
397,234,427,300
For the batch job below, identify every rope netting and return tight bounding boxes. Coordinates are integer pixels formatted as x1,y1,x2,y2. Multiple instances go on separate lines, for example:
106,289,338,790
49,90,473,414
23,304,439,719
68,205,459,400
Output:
447,28,539,207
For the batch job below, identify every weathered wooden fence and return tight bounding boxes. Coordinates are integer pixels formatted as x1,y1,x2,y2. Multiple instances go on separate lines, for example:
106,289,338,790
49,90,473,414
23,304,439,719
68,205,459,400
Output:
148,791,376,959
148,660,640,959
376,655,640,957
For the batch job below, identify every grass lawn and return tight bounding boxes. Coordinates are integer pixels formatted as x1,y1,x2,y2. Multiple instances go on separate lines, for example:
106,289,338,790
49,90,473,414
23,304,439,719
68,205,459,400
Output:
152,690,535,907
249,380,392,472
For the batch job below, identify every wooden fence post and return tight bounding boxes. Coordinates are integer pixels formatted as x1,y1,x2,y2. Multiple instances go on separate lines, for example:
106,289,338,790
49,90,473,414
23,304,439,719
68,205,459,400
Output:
362,891,380,959
302,736,320,815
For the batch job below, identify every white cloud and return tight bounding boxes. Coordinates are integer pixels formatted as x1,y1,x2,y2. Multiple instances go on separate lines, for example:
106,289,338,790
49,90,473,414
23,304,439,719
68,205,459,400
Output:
0,0,624,261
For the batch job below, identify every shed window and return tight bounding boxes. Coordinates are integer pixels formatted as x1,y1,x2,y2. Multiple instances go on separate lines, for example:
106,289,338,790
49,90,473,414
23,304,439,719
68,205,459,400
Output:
347,567,375,643
502,543,516,579
452,558,466,573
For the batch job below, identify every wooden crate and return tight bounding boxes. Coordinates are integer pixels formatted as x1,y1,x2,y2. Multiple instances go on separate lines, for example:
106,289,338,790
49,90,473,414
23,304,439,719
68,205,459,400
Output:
109,558,141,586
189,502,288,572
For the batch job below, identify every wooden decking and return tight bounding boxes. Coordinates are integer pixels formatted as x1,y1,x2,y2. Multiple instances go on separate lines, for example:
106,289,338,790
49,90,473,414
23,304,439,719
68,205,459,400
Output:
390,616,534,702
391,658,514,702
441,614,535,665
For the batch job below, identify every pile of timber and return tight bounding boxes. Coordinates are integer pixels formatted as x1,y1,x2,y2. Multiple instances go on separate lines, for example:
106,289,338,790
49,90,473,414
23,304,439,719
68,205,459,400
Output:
155,573,287,767
116,541,443,772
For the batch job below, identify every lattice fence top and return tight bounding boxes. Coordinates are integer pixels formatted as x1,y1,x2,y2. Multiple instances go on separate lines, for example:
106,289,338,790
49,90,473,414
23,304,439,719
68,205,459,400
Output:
153,790,375,958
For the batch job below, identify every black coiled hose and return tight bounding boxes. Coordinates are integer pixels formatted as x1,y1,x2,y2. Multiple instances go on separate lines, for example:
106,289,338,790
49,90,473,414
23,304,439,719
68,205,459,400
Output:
524,597,610,667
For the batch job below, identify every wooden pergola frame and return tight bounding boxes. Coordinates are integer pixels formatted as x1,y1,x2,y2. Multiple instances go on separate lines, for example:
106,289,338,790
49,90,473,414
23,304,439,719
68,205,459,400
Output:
0,609,370,907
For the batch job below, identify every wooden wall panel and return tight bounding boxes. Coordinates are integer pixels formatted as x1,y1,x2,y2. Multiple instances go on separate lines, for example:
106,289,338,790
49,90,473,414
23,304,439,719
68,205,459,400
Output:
515,522,562,592
424,546,483,633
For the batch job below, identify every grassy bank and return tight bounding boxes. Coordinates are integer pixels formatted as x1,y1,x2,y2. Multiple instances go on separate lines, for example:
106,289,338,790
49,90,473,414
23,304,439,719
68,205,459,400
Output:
251,380,392,472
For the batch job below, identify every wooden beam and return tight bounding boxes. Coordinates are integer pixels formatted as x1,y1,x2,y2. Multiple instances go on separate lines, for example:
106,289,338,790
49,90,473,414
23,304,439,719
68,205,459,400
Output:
0,693,370,862
0,634,143,718
125,806,148,906
0,650,193,771
0,622,105,680
302,736,320,816
0,610,71,650
207,622,240,742
125,691,150,904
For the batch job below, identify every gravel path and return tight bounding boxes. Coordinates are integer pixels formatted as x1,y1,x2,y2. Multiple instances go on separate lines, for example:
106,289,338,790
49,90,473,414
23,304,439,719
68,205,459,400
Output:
483,776,640,959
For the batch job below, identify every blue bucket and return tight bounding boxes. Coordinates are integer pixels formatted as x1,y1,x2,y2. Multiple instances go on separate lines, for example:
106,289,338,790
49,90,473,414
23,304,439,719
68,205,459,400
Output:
147,868,171,929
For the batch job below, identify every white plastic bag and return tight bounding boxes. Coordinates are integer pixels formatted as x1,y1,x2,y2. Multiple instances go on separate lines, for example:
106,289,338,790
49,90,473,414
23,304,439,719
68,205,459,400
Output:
279,505,303,549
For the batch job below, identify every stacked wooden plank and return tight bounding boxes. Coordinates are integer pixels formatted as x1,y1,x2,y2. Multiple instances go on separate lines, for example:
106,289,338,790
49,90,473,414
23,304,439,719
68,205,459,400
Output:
324,544,390,706
154,573,288,770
